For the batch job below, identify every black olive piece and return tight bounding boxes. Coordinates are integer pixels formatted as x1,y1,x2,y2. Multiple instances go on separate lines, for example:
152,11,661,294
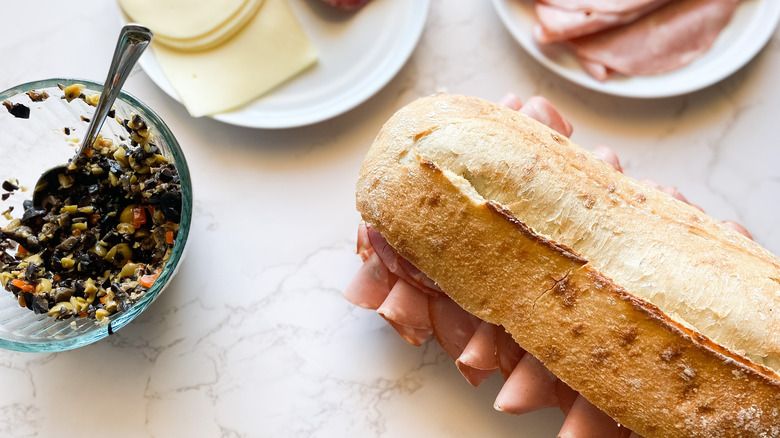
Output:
21,202,46,222
159,191,181,223
107,108,115,119
32,295,49,314
80,232,97,249
56,236,79,252
22,291,34,310
76,252,100,274
158,168,174,183
1,193,9,201
24,263,37,281
2,101,30,119
64,127,70,135
80,115,90,123
2,180,19,192
24,236,41,253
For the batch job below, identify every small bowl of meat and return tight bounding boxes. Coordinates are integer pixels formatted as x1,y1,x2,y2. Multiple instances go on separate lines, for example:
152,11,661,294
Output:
0,78,192,352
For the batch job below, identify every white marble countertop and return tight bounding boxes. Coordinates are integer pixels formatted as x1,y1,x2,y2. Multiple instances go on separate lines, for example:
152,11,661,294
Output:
1,1,779,437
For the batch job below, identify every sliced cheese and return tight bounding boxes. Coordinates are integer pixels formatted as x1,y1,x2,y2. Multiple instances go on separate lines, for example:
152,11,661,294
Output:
152,0,318,117
119,0,249,39
153,0,265,52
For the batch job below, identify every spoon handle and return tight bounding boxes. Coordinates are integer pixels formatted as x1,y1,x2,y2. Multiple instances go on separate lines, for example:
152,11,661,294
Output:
77,24,153,155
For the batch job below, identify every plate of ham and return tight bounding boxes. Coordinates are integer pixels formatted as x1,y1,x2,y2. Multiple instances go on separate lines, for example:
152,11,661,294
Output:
491,0,780,98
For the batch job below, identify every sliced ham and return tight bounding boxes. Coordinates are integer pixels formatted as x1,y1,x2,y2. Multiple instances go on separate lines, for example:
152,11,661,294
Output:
592,145,623,173
429,294,482,360
499,92,524,111
494,353,559,415
456,321,499,387
559,395,633,438
342,251,395,309
722,220,753,240
518,96,573,138
534,1,670,44
495,326,525,380
377,279,433,346
576,56,612,81
569,0,739,79
366,225,444,296
556,380,579,416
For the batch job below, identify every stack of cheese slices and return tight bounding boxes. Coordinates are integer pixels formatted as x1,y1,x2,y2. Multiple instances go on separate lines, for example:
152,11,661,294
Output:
119,0,318,117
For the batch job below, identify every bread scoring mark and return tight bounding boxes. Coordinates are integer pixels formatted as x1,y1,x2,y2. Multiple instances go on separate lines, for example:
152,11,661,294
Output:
485,201,587,265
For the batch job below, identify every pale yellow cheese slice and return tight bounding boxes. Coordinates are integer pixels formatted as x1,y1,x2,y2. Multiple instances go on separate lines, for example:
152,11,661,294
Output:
152,0,318,117
119,0,249,40
154,0,265,52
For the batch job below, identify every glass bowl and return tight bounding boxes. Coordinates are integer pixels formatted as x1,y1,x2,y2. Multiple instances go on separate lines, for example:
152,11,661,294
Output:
0,78,192,352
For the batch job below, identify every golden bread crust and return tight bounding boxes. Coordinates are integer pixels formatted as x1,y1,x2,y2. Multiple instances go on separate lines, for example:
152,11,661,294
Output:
356,94,780,437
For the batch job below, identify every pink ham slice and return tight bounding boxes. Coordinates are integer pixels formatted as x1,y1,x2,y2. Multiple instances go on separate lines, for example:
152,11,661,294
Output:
518,96,573,138
540,0,671,14
494,353,559,414
591,145,624,173
569,0,739,79
499,92,524,111
456,321,499,387
559,395,634,438
342,223,396,309
342,251,395,309
495,326,525,380
429,294,482,360
377,279,433,346
366,225,444,296
534,1,670,44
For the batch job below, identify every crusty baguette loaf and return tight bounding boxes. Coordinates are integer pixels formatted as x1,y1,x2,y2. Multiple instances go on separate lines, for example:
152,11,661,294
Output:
356,94,780,437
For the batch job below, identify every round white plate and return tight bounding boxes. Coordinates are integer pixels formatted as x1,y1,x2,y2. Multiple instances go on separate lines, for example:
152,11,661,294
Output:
491,0,780,98
138,0,430,128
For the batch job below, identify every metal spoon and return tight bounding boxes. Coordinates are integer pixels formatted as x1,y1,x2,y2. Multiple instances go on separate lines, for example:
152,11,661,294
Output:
32,24,153,209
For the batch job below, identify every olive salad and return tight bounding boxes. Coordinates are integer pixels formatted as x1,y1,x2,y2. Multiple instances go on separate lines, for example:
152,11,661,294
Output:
0,84,182,321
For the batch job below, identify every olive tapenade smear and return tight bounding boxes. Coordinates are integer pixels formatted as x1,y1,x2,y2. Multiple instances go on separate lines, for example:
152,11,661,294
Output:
0,110,181,321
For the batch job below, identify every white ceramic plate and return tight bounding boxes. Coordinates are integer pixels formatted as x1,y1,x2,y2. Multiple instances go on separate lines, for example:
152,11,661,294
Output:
138,0,429,128
491,0,780,98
